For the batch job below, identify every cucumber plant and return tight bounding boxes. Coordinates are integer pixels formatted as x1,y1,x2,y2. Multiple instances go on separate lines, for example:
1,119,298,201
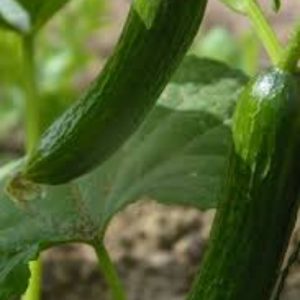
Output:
1,0,300,300
22,0,208,184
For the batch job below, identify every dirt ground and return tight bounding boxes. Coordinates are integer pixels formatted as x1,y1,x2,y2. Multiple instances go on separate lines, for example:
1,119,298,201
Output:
42,202,300,300
42,1,300,300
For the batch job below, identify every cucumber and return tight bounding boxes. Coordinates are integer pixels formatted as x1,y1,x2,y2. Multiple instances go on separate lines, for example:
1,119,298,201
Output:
188,68,300,300
23,0,208,184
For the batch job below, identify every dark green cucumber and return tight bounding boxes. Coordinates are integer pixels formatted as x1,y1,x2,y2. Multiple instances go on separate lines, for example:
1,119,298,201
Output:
23,0,208,184
188,68,300,300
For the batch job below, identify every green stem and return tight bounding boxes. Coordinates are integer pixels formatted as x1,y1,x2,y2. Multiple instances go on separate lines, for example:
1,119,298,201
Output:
22,260,42,300
22,34,40,154
21,35,42,300
279,23,300,72
93,241,127,300
245,0,282,65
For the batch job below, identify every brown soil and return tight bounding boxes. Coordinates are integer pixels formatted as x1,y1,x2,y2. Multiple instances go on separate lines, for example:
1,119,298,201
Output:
43,202,211,300
42,201,300,300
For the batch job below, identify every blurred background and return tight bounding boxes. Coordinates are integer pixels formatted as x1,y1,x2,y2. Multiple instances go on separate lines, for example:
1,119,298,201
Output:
1,0,300,299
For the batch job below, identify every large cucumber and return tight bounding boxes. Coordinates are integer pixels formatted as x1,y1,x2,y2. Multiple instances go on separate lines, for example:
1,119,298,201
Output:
23,0,208,184
188,68,300,300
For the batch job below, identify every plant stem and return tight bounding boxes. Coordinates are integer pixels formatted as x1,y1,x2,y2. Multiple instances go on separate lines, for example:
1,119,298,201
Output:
93,241,127,300
21,34,42,300
245,0,282,65
279,23,300,72
22,34,40,154
22,260,42,300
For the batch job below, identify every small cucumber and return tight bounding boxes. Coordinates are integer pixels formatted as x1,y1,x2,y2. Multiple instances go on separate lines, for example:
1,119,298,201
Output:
24,0,208,184
188,68,300,300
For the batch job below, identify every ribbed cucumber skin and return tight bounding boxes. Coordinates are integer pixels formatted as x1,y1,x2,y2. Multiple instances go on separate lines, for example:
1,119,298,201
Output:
24,0,208,184
188,69,300,300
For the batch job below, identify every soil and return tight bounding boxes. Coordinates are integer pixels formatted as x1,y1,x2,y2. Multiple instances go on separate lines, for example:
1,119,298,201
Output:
43,202,211,300
39,1,300,299
42,202,300,300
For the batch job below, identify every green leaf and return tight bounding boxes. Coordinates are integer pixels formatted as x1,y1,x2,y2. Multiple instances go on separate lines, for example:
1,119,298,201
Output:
0,246,38,300
192,27,241,67
0,0,71,34
106,56,247,212
0,56,247,298
0,0,30,33
18,0,71,31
